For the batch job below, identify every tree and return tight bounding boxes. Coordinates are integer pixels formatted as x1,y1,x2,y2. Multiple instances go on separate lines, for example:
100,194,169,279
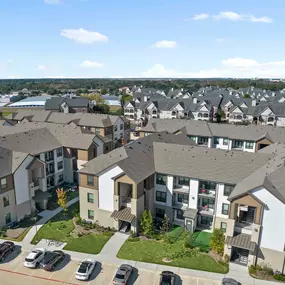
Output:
56,188,67,212
139,210,153,237
210,229,225,255
120,93,132,108
160,214,170,240
243,93,250,98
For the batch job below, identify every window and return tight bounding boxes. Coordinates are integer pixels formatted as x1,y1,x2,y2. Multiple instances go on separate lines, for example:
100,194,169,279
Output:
1,178,7,190
214,137,219,145
223,138,229,146
178,176,190,186
177,193,189,204
220,222,227,233
56,148,62,157
245,141,254,149
156,174,167,185
95,128,101,135
58,174,63,183
201,198,214,209
87,175,94,186
3,196,9,207
222,203,229,215
88,210,94,220
87,193,94,203
114,125,118,131
105,145,109,152
188,136,197,142
198,137,208,145
176,209,184,220
233,140,243,148
200,216,212,225
5,213,11,224
156,191,167,203
224,184,235,196
155,208,165,219
199,181,216,192
120,124,123,130
57,161,63,171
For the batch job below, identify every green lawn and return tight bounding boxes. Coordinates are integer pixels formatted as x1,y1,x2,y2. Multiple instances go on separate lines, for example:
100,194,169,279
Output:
31,203,112,254
189,231,212,250
117,232,228,273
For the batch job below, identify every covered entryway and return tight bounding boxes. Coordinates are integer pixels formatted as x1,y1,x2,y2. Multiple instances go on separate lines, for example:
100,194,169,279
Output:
111,207,135,233
184,208,198,232
32,190,51,212
226,233,256,266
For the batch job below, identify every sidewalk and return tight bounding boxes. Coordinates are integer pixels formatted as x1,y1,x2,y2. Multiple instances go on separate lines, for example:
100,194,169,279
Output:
22,197,79,250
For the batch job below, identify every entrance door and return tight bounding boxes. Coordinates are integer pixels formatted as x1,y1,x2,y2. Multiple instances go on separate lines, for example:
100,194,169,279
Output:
231,248,249,266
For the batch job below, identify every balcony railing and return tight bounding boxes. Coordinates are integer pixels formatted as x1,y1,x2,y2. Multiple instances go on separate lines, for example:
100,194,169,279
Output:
198,189,216,198
198,206,214,216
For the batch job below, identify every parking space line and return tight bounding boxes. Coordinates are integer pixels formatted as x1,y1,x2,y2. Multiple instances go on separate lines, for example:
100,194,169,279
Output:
0,268,80,285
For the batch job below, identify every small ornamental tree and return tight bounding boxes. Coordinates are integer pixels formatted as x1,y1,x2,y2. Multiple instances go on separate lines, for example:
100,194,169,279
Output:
160,214,170,237
210,228,225,255
56,188,67,212
139,210,153,237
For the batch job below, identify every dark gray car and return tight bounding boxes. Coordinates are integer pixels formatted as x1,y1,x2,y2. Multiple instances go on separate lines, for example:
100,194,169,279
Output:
159,271,175,285
113,264,133,285
222,278,241,285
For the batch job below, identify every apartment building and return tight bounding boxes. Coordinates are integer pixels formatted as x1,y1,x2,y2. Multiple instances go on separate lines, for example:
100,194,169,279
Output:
139,118,285,153
78,133,285,272
11,110,130,150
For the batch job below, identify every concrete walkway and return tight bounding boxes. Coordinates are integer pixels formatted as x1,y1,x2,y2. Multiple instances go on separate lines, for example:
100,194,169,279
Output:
22,197,79,250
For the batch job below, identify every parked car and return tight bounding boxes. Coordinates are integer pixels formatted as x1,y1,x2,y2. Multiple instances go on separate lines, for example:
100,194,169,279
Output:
40,250,65,271
113,264,133,285
222,278,241,285
159,271,175,285
0,241,15,262
24,248,46,268
75,259,96,281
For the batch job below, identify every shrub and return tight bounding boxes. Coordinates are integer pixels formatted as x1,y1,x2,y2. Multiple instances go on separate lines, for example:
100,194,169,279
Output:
223,254,230,264
130,230,135,238
263,265,274,275
103,231,113,237
210,229,225,255
249,265,256,275
167,227,184,244
47,220,52,227
273,274,285,282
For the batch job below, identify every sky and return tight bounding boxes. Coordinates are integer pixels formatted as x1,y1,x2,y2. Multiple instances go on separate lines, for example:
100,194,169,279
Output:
0,0,284,79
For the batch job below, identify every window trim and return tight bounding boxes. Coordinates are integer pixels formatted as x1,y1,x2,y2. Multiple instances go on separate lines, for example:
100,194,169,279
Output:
88,210,94,220
222,203,229,215
1,178,7,190
87,193,94,203
220,222,227,233
3,196,9,207
245,141,254,149
156,174,167,185
87,175,94,186
176,209,184,220
156,191,167,203
224,184,235,196
56,148,63,157
178,176,190,186
57,161,63,171
223,138,229,146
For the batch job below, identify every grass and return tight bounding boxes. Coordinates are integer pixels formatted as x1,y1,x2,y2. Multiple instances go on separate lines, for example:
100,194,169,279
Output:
2,112,12,117
117,232,228,273
189,231,212,250
31,203,111,254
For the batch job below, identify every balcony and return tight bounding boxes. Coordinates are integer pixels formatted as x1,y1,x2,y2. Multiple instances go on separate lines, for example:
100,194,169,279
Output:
198,206,214,216
173,185,189,194
46,168,55,176
235,221,253,235
121,196,132,208
198,188,216,198
45,155,54,162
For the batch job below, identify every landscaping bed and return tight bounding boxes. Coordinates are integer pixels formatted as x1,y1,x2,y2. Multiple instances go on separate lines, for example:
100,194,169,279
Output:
249,265,285,282
31,203,113,254
117,230,228,273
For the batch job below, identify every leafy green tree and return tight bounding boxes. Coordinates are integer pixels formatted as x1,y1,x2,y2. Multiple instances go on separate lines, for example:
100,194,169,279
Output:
120,93,132,108
160,214,170,241
210,229,225,255
243,93,250,98
139,210,153,237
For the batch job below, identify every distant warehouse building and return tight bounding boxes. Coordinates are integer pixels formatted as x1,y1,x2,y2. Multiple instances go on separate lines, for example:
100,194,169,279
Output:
7,95,52,109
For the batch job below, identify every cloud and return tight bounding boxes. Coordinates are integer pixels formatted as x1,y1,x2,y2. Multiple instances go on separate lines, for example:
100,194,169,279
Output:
192,13,209,20
80,60,104,68
141,58,285,78
152,40,177,49
60,28,108,44
44,0,61,4
36,65,48,71
189,11,272,23
216,38,226,43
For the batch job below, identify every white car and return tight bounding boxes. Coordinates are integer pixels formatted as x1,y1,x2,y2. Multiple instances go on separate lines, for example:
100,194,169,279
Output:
24,248,46,268
75,259,97,281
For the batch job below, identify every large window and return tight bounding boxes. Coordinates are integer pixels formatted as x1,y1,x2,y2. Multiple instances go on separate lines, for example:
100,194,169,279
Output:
232,140,243,149
87,193,94,203
156,191,167,203
95,128,101,135
220,222,227,233
5,213,11,225
155,208,165,219
188,136,197,142
200,216,212,225
88,210,94,220
223,138,229,146
245,141,254,149
57,161,63,171
178,176,190,186
156,174,167,185
120,124,123,130
3,196,9,207
176,209,184,220
56,148,63,157
58,174,63,183
177,193,189,204
198,137,209,145
199,181,216,192
224,184,235,196
214,137,219,145
1,178,7,190
222,203,229,215
87,175,94,186
201,198,214,209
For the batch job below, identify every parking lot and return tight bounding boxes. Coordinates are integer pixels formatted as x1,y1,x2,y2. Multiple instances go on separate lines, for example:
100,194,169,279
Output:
0,247,224,285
